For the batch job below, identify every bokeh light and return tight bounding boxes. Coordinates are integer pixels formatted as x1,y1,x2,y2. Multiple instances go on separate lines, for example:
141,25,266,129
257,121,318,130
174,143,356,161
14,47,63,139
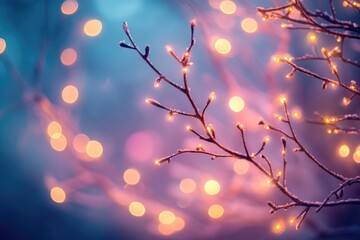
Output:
338,144,350,158
85,140,103,159
47,121,62,139
214,38,231,54
84,19,103,37
353,146,360,163
50,134,67,151
307,32,317,44
60,48,77,66
219,0,236,15
208,204,224,219
172,217,185,231
179,178,196,194
158,223,174,236
271,220,285,234
233,159,249,175
128,201,145,217
72,134,90,153
50,187,66,203
241,18,258,33
62,85,79,104
204,179,220,195
159,210,176,225
61,0,78,15
229,96,245,112
123,168,140,185
0,38,6,54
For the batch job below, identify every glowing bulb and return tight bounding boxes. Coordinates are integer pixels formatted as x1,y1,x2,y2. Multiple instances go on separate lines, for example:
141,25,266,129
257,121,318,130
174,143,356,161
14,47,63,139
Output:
62,85,79,104
86,140,103,159
47,121,62,139
123,168,141,185
280,96,287,104
219,0,236,15
179,178,196,194
241,18,258,33
214,38,231,55
204,179,220,195
229,96,245,112
84,19,102,37
61,0,78,15
129,201,145,217
209,91,216,101
50,134,67,151
264,136,270,143
60,48,77,66
338,144,350,158
307,32,317,44
0,38,6,54
50,187,66,203
159,211,176,225
343,97,350,106
208,204,224,219
272,220,285,234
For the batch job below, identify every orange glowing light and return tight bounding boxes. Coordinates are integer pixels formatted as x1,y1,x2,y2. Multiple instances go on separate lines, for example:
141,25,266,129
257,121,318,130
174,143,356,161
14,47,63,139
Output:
72,133,89,153
338,144,350,158
241,18,258,33
233,159,249,175
0,38,6,54
159,210,176,225
61,85,79,104
229,96,245,112
158,223,174,236
204,179,220,195
61,0,78,15
353,147,360,163
219,0,236,15
47,121,62,139
172,217,185,231
85,140,103,159
179,178,196,194
84,19,102,37
128,201,145,217
60,48,77,66
272,220,285,234
214,38,231,54
50,187,66,203
208,204,224,219
307,32,317,44
50,134,67,151
123,168,140,185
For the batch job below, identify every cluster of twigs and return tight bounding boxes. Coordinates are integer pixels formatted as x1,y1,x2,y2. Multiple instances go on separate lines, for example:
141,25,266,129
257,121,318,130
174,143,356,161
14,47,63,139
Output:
258,0,360,135
119,13,360,229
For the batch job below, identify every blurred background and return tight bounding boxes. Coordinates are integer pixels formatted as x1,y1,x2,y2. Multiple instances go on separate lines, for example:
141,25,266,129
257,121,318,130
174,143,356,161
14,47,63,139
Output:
0,0,359,239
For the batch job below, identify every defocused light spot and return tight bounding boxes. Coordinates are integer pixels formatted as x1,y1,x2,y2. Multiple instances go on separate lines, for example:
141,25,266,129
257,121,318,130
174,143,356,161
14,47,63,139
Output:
219,0,236,15
159,210,176,225
241,18,258,33
204,179,220,195
158,223,174,236
209,0,221,9
0,38,6,54
60,48,77,66
214,38,231,54
353,147,360,163
338,144,350,158
125,131,157,162
128,201,145,217
123,168,140,185
86,140,103,159
208,204,224,219
73,134,89,153
233,159,249,175
84,19,102,37
179,178,196,194
61,0,78,15
229,96,245,112
172,217,185,231
272,220,285,234
307,32,317,44
50,187,66,203
47,121,62,139
50,134,67,151
62,85,78,104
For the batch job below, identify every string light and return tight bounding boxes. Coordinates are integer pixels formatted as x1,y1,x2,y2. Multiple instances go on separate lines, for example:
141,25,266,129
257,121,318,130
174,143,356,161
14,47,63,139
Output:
179,178,196,194
60,48,77,66
307,32,317,44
